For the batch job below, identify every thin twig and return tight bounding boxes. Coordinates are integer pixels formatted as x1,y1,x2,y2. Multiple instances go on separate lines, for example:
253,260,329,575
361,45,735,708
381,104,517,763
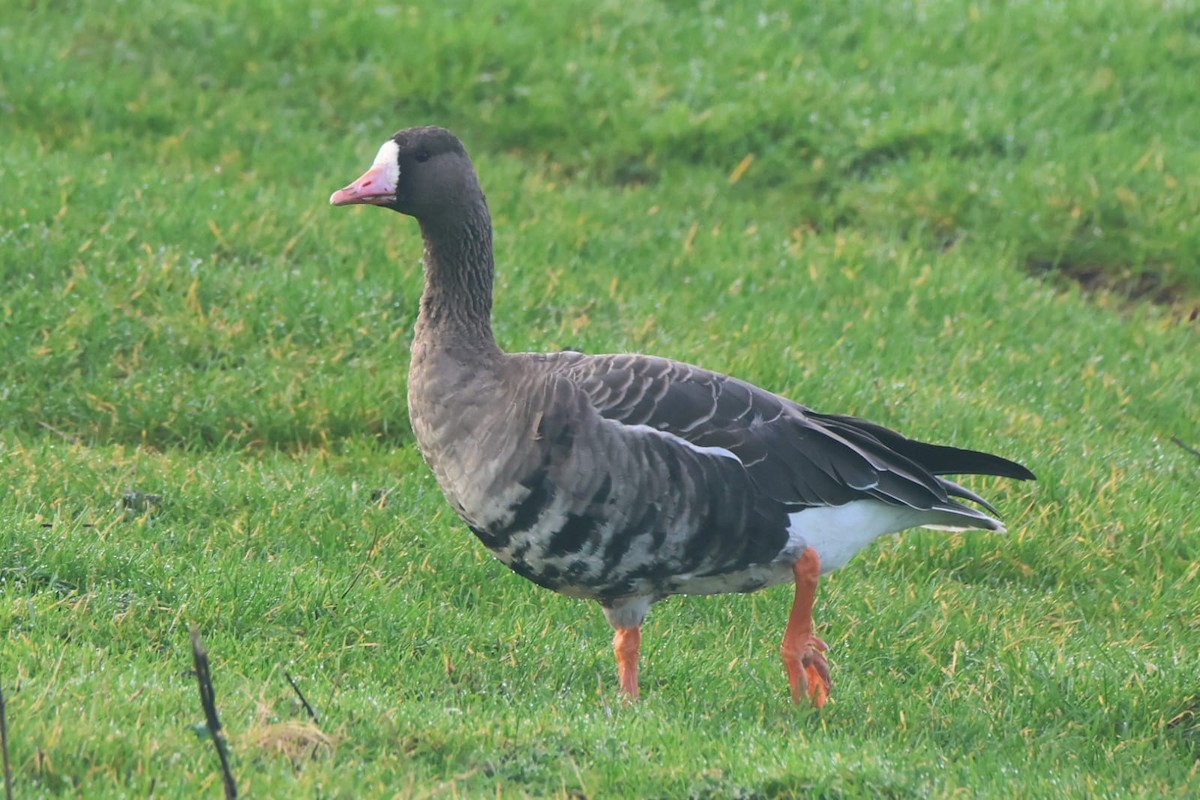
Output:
283,672,319,723
1169,435,1200,463
0,674,12,800
190,628,237,800
36,420,82,445
338,486,398,603
339,525,383,601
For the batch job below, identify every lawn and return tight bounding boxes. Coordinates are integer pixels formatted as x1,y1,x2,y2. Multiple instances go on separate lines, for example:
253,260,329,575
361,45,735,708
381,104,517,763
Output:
2,0,1199,797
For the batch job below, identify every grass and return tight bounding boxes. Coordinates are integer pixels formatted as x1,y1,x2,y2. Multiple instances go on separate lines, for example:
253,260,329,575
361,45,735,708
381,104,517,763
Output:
2,0,1199,796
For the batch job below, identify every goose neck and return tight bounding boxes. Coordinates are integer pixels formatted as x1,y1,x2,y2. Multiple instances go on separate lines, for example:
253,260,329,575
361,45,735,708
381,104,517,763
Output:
414,209,499,352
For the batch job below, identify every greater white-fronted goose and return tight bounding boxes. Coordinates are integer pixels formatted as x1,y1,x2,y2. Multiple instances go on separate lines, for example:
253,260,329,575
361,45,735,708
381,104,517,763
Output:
330,126,1035,706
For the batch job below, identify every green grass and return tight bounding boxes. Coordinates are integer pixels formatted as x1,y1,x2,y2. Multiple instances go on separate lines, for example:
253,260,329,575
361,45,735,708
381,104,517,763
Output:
2,0,1199,796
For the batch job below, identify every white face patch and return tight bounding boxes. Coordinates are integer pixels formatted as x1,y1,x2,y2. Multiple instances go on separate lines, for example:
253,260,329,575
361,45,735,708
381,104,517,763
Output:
371,139,401,189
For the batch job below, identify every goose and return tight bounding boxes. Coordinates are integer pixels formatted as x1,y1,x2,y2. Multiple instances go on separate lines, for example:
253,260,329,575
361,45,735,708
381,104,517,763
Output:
329,126,1035,706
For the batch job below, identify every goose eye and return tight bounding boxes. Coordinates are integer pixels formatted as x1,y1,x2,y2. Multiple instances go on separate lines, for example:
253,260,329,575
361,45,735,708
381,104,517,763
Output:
415,150,431,163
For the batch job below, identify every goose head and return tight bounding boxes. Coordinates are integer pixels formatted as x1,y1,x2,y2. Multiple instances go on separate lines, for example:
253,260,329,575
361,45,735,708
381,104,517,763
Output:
329,126,483,221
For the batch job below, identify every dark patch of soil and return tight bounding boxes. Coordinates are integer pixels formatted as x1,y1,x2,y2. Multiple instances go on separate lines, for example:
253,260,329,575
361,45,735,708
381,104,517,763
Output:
1025,257,1198,321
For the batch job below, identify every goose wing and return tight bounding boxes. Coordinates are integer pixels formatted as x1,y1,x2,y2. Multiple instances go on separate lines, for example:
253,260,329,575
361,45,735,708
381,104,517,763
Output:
539,351,1032,516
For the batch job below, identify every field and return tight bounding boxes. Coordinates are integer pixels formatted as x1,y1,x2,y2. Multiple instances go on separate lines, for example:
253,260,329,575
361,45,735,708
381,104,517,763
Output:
2,0,1199,797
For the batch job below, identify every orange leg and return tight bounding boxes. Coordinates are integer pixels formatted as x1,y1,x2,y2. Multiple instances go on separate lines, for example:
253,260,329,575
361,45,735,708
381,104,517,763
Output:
613,626,641,701
780,548,830,707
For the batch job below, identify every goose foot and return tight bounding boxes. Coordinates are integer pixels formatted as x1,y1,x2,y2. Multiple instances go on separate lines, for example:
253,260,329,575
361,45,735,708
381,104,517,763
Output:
780,548,831,707
782,634,829,707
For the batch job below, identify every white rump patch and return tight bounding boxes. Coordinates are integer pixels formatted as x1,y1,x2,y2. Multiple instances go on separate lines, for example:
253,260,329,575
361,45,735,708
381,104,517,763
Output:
786,499,1000,574
786,500,927,574
625,424,741,463
371,139,401,188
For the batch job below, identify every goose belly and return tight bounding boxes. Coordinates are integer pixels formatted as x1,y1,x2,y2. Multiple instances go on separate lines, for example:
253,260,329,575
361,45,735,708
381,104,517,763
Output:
473,515,800,601
454,473,805,601
456,478,625,599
